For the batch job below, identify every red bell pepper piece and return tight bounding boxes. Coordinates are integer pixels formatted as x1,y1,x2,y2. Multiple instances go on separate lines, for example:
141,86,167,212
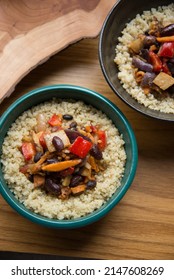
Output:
97,130,107,151
69,136,92,158
149,51,162,72
48,114,62,127
21,142,36,161
158,42,174,58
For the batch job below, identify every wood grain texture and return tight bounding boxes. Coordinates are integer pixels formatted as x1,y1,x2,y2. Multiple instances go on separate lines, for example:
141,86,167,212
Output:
0,38,174,260
0,0,116,103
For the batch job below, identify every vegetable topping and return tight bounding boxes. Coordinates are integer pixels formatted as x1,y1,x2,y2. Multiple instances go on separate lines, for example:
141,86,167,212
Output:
129,19,174,97
19,113,107,199
69,136,93,158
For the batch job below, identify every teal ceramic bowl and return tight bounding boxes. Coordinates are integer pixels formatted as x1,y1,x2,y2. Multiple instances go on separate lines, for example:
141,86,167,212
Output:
0,85,138,228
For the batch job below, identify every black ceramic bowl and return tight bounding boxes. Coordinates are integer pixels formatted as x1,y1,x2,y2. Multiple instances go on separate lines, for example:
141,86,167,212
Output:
99,0,174,121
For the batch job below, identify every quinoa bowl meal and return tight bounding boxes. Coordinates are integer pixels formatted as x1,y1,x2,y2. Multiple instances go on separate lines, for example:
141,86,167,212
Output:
0,85,138,228
99,0,174,121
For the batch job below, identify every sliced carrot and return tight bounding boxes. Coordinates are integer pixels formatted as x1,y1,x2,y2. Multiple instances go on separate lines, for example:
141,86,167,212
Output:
156,36,174,42
71,184,86,195
42,159,81,172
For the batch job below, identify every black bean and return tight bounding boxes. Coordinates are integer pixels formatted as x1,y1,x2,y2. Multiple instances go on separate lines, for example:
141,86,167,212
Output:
143,35,156,47
69,121,77,129
70,175,83,187
90,144,103,160
52,136,64,152
160,24,174,36
141,72,156,87
44,178,61,195
132,56,153,72
34,152,43,163
65,129,91,143
46,158,59,164
64,129,80,143
63,114,73,120
86,180,96,189
139,49,149,61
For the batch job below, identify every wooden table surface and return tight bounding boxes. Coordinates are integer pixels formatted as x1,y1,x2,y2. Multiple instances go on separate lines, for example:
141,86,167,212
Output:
0,38,174,260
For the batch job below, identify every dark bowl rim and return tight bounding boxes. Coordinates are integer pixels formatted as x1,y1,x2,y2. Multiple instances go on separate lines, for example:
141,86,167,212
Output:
0,84,138,228
98,0,174,122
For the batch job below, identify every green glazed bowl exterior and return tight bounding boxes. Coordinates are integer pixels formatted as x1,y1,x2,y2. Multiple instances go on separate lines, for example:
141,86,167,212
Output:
0,85,138,228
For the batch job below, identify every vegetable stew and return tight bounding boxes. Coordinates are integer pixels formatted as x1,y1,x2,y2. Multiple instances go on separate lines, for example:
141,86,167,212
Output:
19,112,107,200
129,19,174,97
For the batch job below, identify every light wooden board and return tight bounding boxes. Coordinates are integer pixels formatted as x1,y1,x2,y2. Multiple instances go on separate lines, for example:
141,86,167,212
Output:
0,0,116,103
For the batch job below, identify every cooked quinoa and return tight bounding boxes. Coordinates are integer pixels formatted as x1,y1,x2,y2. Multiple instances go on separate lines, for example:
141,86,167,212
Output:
114,3,174,113
1,99,126,220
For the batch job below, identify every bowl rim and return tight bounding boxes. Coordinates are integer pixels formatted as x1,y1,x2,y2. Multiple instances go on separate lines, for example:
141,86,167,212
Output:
98,0,174,122
0,84,138,228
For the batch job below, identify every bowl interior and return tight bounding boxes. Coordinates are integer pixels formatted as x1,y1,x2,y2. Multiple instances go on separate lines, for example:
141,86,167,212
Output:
99,0,174,121
0,85,138,228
